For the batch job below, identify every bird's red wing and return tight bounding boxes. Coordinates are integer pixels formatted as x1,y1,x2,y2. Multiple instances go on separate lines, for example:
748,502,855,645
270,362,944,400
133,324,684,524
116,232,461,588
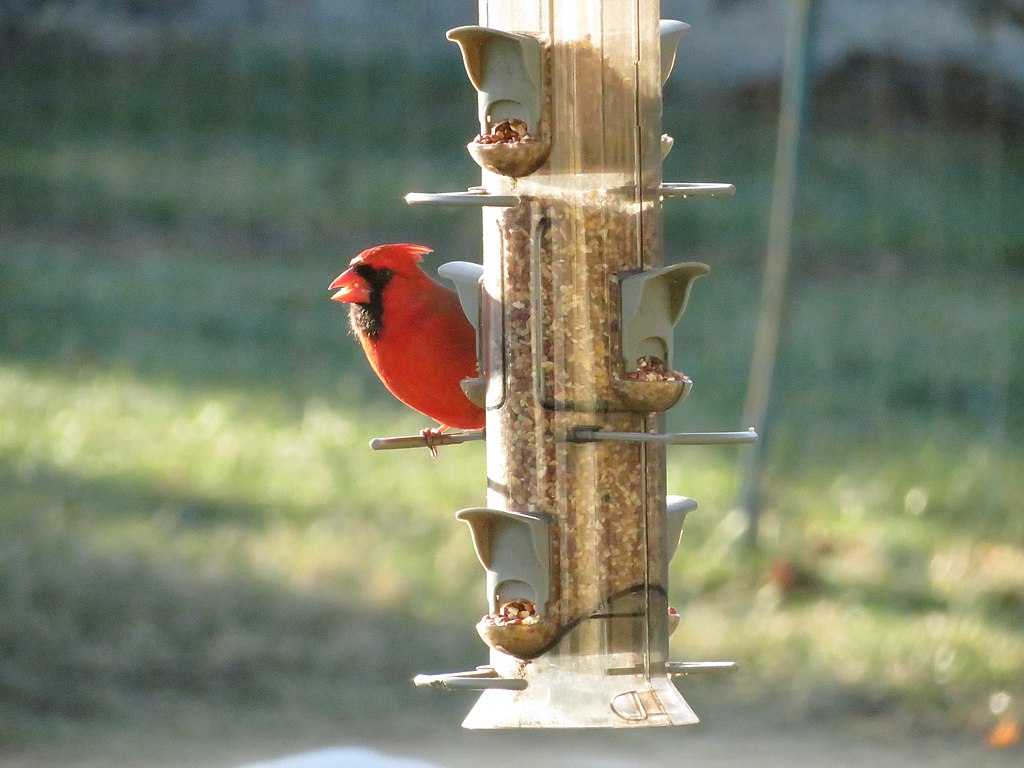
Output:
362,278,484,431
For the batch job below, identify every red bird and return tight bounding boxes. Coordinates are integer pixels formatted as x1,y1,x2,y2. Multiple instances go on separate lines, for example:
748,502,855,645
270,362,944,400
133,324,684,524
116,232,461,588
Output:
329,243,484,455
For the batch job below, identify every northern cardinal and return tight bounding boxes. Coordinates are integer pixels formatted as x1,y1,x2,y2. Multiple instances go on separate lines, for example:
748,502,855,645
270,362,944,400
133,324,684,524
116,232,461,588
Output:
329,243,484,455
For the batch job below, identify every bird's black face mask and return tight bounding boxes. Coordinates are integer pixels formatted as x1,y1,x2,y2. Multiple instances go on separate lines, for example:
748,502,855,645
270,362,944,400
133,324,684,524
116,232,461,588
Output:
348,264,394,340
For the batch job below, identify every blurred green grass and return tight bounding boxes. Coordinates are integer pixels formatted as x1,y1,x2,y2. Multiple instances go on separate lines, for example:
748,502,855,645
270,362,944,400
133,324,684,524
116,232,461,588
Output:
1,38,1023,752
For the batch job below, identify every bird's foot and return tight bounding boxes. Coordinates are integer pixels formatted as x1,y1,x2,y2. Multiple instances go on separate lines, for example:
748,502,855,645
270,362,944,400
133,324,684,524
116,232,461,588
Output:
420,426,448,459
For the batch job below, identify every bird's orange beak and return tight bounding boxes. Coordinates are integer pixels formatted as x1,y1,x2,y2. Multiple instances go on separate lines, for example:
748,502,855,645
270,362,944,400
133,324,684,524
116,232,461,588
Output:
329,267,371,304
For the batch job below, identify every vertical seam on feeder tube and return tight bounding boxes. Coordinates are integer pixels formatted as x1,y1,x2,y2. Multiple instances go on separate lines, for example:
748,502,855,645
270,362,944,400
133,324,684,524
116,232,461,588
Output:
634,2,646,271
634,0,653,682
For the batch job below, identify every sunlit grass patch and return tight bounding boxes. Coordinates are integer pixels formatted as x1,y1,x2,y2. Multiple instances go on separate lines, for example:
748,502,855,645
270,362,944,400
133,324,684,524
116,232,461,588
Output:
0,360,489,742
0,363,485,611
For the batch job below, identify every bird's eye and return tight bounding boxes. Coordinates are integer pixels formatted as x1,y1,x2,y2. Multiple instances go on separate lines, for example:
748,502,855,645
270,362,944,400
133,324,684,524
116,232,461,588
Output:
378,268,394,283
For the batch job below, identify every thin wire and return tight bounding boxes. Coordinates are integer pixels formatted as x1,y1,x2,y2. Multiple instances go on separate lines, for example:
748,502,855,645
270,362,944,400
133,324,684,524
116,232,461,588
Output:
631,0,654,682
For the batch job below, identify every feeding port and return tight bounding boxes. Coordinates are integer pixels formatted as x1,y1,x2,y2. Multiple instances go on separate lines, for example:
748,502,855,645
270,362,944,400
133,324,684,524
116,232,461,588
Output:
375,0,757,729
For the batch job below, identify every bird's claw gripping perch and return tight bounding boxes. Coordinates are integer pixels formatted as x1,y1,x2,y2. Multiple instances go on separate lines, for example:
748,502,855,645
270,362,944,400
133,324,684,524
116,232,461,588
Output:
420,426,447,459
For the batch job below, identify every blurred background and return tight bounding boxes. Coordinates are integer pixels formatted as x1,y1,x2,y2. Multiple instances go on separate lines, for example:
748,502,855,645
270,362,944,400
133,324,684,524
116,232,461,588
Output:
1,0,1022,765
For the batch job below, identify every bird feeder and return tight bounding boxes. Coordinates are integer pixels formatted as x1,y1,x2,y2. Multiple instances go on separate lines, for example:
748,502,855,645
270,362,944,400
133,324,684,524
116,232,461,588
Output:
376,0,756,728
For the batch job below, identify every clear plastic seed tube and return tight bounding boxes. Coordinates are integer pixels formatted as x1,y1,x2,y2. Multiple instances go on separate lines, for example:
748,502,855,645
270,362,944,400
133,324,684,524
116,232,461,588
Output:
467,0,693,727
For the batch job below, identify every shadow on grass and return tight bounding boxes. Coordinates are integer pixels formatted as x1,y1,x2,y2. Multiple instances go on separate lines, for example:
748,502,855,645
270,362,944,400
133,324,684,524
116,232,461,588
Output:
0,461,481,747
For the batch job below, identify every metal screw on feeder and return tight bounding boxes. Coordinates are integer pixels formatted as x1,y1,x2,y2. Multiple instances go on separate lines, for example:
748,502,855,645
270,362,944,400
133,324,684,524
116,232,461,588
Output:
376,0,756,729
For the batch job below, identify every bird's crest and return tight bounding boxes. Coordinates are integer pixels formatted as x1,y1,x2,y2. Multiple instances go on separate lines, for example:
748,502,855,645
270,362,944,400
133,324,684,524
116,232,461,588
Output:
350,243,433,270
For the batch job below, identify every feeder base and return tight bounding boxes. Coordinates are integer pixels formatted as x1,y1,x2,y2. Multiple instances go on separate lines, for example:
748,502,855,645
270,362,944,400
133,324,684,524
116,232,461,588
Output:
461,655,699,729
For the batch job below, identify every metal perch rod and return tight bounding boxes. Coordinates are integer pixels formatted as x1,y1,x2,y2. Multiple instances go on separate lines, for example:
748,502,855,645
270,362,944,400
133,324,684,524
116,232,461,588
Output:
413,668,528,691
405,182,734,208
368,430,485,451
666,661,739,676
660,182,735,198
566,428,758,446
404,190,519,207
